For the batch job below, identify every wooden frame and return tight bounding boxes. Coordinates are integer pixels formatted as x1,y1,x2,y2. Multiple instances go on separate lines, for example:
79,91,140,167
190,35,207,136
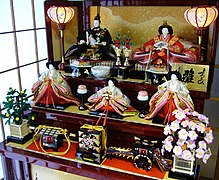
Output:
0,1,218,179
44,1,83,62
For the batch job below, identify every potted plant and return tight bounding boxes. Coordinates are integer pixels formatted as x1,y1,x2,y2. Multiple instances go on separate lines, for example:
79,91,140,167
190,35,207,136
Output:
161,108,213,176
1,87,35,142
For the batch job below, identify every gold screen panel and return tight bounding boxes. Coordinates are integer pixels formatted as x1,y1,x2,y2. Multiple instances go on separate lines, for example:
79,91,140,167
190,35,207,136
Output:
172,63,209,92
90,6,197,49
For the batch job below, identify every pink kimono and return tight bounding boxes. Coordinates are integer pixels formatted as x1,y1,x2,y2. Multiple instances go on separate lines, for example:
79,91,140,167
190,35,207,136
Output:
144,78,194,124
88,84,130,116
32,68,80,107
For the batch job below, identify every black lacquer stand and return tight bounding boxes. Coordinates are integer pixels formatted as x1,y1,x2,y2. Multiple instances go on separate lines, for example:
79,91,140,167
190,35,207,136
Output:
7,132,33,144
77,93,88,111
138,100,149,118
168,164,200,180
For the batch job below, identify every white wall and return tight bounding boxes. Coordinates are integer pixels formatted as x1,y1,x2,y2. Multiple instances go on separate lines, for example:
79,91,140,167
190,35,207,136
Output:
31,164,93,180
201,35,219,179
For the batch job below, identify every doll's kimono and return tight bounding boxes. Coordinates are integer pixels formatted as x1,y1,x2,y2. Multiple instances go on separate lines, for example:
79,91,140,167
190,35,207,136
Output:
88,85,130,116
32,68,80,108
132,34,199,66
144,79,194,124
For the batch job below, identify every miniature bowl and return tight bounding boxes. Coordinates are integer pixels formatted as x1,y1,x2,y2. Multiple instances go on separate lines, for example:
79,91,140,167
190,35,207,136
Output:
91,65,111,79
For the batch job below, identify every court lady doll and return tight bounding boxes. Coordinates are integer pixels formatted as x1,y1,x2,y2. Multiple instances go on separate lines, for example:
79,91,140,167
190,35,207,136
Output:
144,71,194,124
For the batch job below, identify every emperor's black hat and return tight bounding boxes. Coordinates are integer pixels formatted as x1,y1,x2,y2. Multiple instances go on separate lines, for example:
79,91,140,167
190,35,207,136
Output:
94,13,101,23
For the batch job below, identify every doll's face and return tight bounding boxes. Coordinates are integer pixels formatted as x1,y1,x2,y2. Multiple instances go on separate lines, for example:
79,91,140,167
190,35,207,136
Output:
49,64,55,71
108,80,114,88
93,20,100,28
162,27,169,36
171,74,178,81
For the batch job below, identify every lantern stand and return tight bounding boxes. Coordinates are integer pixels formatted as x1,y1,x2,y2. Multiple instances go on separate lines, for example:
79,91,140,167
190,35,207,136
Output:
47,6,74,71
184,6,218,63
196,27,207,62
57,24,67,70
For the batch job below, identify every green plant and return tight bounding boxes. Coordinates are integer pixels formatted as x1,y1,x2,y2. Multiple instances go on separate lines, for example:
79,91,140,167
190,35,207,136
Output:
1,87,35,125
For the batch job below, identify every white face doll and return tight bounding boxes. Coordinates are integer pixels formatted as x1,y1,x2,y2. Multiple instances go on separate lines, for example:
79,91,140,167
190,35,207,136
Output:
169,74,179,92
93,19,100,28
162,27,169,38
153,27,169,50
48,64,56,78
49,64,55,71
108,80,114,90
171,74,178,82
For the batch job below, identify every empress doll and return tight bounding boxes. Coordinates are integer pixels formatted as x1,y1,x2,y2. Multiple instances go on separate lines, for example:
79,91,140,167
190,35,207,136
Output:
132,21,199,67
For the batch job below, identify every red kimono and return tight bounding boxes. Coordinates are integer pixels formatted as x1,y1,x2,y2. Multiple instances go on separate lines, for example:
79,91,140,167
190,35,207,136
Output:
32,69,80,108
132,34,199,65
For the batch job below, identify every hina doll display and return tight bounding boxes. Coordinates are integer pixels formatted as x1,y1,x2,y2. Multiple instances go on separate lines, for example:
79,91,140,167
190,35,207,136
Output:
132,21,199,68
31,62,80,108
65,13,116,60
144,71,194,124
88,78,130,116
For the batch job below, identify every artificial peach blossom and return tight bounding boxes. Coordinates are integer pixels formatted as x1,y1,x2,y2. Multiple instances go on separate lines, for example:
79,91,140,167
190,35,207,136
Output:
173,146,182,156
182,150,192,160
195,148,205,159
178,129,188,140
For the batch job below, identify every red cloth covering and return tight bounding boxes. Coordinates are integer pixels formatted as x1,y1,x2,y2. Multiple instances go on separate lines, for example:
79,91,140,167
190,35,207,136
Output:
26,140,166,179
102,158,165,179
27,139,77,159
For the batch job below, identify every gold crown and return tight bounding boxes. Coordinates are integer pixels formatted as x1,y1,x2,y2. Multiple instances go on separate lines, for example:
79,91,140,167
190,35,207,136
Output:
163,20,168,26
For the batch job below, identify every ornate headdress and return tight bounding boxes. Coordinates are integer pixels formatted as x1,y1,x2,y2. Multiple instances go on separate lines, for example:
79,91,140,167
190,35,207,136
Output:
94,6,101,23
158,20,173,35
94,13,101,23
163,20,168,26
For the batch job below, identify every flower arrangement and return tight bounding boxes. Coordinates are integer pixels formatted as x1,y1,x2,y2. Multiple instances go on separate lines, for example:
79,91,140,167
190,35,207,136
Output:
113,32,134,53
162,109,213,164
1,87,35,125
113,32,134,66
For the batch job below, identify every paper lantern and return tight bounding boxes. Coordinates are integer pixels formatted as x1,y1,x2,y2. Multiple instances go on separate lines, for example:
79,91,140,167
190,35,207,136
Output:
47,6,74,70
